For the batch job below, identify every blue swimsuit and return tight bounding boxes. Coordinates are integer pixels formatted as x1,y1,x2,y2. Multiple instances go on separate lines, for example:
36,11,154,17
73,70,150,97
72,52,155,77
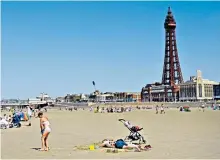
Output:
115,139,127,149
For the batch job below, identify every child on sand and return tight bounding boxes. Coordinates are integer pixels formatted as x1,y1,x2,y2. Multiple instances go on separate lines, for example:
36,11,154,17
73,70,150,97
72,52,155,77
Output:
160,104,165,114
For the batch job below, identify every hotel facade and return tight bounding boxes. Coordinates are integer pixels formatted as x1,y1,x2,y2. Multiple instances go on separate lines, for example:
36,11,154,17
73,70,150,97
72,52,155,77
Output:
141,83,176,102
179,70,218,102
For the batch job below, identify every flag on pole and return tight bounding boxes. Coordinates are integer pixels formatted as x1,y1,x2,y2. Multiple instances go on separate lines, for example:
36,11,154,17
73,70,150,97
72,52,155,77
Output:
92,81,95,86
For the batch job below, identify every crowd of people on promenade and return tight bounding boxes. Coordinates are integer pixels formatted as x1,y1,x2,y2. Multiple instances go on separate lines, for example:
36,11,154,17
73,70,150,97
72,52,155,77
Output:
57,104,168,114
60,104,168,114
211,103,220,110
58,102,220,115
91,106,133,113
61,105,154,113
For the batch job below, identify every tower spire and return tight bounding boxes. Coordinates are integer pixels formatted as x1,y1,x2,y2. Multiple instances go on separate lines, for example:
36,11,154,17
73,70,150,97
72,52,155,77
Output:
164,7,176,29
168,7,171,14
162,7,183,86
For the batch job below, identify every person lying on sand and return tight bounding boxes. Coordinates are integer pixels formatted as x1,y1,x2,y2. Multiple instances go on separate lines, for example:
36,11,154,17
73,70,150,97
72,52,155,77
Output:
100,139,115,148
100,139,151,152
0,117,9,129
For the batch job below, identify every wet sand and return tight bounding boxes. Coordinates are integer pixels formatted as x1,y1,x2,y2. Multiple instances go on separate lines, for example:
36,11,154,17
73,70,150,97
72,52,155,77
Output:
1,108,220,159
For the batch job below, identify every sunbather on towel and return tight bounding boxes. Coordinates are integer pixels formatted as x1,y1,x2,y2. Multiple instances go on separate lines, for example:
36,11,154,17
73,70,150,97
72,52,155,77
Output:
0,117,9,129
100,139,150,152
100,139,115,148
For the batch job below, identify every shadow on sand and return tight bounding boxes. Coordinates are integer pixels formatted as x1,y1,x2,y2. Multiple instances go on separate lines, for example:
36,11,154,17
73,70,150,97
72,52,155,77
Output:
30,148,41,151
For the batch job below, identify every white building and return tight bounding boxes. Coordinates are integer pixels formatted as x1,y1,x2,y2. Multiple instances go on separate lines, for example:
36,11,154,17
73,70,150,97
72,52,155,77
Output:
179,70,218,102
56,97,65,102
96,93,114,102
28,93,54,105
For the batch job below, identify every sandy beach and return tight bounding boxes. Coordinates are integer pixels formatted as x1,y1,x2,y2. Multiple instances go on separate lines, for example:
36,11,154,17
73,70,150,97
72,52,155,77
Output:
1,108,220,159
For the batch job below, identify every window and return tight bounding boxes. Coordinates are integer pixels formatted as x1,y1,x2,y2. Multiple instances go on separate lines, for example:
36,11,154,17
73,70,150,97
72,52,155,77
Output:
199,84,202,97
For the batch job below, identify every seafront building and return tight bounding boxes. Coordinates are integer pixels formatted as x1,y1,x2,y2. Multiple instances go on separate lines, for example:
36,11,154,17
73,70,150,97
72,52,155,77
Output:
28,93,55,106
96,93,114,102
213,83,220,101
141,70,219,103
64,94,88,102
1,93,55,109
90,91,141,102
114,92,141,102
56,97,65,102
86,91,141,102
179,70,218,102
141,83,176,102
60,91,141,103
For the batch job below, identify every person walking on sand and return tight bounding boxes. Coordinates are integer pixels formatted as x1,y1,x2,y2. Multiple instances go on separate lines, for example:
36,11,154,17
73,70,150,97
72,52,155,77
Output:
27,106,32,126
201,104,205,112
160,104,165,114
156,105,159,114
37,112,51,151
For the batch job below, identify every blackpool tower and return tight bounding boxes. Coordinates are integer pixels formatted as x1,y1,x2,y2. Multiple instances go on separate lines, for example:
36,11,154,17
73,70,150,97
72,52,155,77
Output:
141,7,184,102
162,7,183,86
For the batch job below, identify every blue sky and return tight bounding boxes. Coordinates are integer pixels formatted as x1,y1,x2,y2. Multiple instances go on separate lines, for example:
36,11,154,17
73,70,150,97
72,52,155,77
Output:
2,2,220,99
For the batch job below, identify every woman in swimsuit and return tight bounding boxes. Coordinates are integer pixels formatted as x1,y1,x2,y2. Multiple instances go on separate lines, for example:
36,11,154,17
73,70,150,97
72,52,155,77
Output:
38,111,51,151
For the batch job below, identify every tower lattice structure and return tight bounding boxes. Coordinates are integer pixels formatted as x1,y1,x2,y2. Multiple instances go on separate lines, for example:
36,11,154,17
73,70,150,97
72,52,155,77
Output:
162,7,183,87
